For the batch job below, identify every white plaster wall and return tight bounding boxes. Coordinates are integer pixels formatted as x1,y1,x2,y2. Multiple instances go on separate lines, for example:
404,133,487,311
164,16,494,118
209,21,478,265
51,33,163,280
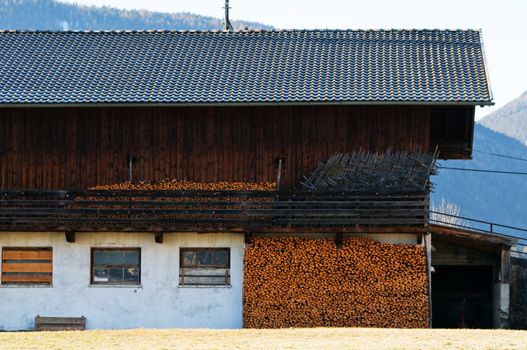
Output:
0,231,244,330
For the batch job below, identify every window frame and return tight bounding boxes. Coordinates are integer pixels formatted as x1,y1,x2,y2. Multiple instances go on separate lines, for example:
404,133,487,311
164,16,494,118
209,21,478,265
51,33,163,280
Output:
1,247,53,286
90,248,141,286
179,247,231,286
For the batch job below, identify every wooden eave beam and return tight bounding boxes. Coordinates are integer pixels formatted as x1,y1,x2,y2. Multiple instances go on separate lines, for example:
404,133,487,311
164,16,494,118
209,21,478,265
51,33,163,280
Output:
65,231,76,243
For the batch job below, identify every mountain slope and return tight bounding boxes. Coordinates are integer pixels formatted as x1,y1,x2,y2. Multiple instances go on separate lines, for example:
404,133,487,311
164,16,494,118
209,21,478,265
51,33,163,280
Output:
0,0,272,30
432,123,527,231
480,90,527,145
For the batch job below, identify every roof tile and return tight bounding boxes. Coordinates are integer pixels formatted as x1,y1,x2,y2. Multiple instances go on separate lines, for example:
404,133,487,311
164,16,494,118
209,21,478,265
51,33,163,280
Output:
0,29,492,105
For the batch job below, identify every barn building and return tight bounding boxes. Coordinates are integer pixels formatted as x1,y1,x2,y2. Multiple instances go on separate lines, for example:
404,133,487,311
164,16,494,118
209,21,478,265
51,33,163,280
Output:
0,29,498,330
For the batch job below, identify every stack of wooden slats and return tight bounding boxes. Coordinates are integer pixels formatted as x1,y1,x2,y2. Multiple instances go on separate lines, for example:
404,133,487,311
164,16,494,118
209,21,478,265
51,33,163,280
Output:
244,237,429,328
301,148,438,192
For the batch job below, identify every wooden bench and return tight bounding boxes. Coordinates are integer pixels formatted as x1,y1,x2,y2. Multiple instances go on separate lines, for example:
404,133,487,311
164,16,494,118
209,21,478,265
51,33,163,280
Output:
35,316,86,331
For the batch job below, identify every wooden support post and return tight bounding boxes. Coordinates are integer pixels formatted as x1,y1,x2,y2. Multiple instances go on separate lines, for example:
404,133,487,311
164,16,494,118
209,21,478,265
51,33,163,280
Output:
424,232,432,328
65,231,76,243
335,232,343,249
493,244,512,329
154,233,164,244
500,244,511,283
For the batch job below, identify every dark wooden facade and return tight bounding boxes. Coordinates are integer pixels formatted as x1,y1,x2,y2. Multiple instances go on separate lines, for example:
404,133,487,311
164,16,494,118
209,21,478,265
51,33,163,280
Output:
0,104,472,190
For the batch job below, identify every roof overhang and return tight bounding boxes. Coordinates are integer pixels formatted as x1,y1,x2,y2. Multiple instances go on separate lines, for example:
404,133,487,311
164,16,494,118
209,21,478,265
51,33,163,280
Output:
0,101,494,108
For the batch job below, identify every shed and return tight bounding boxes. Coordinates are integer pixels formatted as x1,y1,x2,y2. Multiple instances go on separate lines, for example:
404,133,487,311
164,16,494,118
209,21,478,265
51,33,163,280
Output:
430,224,516,328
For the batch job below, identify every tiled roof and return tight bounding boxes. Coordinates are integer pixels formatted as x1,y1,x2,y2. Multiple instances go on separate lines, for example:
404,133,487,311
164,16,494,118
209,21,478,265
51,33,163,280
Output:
0,29,492,105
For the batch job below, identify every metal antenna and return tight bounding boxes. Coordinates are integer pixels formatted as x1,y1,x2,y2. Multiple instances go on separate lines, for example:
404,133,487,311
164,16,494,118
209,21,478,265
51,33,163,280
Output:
223,0,233,31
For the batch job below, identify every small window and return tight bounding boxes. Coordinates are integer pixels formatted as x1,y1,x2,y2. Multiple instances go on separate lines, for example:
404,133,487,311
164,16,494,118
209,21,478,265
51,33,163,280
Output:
180,248,230,286
1,247,53,285
91,248,140,285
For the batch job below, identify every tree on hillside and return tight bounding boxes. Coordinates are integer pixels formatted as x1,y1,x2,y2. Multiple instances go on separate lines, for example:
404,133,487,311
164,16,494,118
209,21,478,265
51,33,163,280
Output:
430,197,466,227
0,0,272,30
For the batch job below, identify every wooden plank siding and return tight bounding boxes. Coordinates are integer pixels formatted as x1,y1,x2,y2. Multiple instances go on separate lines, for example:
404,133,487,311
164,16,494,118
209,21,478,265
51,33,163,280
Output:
2,249,53,260
2,275,52,283
0,105,432,190
1,247,53,285
2,263,52,273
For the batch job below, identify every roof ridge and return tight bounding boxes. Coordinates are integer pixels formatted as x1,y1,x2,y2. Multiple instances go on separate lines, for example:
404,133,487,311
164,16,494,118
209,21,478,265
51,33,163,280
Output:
0,28,482,34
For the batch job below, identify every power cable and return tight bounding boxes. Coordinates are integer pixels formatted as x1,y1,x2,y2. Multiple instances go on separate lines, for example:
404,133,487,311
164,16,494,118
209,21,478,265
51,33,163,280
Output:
471,149,527,163
439,166,527,175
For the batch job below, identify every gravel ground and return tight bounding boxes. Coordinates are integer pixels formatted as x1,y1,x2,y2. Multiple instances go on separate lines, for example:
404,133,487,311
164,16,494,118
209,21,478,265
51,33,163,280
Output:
1,327,526,350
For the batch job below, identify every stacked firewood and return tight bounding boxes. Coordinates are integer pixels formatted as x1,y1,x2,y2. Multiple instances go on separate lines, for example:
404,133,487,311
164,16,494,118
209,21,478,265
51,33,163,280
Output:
69,180,276,223
244,237,429,328
89,179,276,191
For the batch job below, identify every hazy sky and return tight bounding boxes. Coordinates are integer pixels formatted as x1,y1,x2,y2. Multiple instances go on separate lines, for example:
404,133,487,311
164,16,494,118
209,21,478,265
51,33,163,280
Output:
61,0,527,119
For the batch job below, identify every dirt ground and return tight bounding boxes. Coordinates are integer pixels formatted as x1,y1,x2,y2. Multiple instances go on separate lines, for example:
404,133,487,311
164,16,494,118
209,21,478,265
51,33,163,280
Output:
1,327,526,350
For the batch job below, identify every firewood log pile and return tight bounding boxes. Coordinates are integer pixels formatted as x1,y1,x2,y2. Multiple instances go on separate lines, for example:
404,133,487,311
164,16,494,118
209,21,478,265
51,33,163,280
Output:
244,236,429,328
89,180,276,191
67,180,277,223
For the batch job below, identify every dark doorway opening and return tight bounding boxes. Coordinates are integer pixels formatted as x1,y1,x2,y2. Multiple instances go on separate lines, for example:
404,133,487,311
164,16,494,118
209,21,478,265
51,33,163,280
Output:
432,265,493,328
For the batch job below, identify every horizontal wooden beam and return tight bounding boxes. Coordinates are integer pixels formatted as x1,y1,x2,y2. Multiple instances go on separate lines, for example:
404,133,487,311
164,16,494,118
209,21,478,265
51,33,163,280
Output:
0,207,428,215
2,249,52,260
0,189,427,198
0,225,427,234
2,263,52,273
1,274,52,284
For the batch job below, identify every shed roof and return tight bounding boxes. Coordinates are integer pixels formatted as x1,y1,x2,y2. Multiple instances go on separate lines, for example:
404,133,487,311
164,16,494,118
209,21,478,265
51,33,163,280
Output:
0,29,492,106
430,224,517,246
